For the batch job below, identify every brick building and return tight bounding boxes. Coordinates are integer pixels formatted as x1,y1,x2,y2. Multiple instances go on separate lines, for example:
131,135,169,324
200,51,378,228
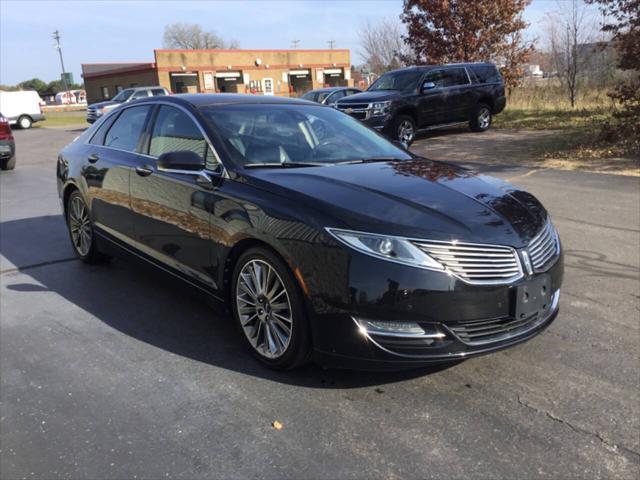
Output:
82,49,352,104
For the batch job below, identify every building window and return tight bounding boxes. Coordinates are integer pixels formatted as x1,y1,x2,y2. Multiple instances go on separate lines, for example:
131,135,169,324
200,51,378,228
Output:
116,85,123,93
130,83,138,88
101,86,109,99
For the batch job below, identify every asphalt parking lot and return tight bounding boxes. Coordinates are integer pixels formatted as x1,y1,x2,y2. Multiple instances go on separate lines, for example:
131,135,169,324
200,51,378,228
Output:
1,127,639,479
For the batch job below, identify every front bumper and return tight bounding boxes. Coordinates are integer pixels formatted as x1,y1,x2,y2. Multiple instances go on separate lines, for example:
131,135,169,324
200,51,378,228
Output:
301,245,564,370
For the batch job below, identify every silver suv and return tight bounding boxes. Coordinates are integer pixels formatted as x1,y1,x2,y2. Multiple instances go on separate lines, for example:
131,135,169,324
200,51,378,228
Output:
86,86,169,123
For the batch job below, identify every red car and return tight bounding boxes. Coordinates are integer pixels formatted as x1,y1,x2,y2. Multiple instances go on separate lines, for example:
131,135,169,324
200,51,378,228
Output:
0,113,16,170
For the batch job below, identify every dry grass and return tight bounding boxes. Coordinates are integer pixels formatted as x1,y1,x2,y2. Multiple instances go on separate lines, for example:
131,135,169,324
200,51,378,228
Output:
493,82,638,174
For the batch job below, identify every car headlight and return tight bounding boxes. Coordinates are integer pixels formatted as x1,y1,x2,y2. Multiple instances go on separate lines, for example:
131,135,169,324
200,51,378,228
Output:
370,101,391,117
326,228,444,271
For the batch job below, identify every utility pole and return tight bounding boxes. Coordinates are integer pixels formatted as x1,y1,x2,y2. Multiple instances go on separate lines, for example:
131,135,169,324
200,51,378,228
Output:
291,39,300,49
327,40,336,50
53,30,72,104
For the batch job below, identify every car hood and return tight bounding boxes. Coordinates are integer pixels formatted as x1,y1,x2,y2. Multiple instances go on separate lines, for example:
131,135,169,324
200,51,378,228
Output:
242,159,547,248
89,100,120,109
337,90,401,104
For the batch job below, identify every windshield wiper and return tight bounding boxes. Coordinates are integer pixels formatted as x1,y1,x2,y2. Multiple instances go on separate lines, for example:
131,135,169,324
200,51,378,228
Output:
335,157,406,165
243,162,325,169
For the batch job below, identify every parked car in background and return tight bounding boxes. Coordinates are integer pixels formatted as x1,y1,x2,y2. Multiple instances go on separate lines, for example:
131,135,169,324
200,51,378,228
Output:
337,63,506,145
0,113,16,170
86,86,170,123
302,87,362,106
0,90,45,129
57,94,562,371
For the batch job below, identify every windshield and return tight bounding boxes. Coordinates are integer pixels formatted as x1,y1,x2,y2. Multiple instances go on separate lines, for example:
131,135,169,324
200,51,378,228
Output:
302,91,331,103
111,89,134,102
200,104,411,167
368,70,423,92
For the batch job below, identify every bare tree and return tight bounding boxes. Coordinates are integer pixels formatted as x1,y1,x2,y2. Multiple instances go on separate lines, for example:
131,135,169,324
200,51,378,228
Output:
359,19,410,75
546,0,598,107
163,23,239,50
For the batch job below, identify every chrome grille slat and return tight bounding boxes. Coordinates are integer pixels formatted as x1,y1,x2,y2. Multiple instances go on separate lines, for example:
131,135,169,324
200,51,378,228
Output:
449,313,541,344
528,221,559,271
413,239,522,285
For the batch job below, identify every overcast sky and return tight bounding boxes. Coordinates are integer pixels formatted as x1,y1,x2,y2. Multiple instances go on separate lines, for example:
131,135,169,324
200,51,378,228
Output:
0,0,594,85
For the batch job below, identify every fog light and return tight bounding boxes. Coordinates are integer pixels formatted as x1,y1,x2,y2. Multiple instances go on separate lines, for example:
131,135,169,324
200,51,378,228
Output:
355,318,446,339
365,320,424,335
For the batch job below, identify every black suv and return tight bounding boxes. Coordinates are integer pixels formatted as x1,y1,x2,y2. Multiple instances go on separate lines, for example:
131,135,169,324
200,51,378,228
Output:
337,63,506,145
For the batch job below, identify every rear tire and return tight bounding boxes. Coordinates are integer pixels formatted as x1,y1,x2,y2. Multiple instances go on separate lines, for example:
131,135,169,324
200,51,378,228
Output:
66,190,107,264
17,115,32,129
0,156,15,170
470,103,492,132
231,247,312,370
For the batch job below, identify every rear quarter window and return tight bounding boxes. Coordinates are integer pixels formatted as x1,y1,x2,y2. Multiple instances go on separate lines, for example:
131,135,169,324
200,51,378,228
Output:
470,65,502,84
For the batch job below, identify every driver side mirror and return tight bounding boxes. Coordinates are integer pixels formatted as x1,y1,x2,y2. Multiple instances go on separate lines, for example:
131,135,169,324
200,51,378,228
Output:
157,150,204,172
421,81,436,93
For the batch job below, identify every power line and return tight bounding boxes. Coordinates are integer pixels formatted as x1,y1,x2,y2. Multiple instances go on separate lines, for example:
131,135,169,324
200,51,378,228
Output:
327,40,336,50
291,39,300,49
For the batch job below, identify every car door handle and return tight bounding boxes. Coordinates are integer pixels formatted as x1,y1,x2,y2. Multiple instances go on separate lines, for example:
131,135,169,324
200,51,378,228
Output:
135,165,153,177
88,153,99,163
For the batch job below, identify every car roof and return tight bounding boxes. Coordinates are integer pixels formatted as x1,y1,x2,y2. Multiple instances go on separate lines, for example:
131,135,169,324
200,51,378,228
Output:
135,93,315,108
306,87,352,93
389,62,497,73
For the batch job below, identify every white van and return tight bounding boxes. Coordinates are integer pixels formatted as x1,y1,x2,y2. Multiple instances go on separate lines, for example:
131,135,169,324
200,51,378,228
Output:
0,91,46,129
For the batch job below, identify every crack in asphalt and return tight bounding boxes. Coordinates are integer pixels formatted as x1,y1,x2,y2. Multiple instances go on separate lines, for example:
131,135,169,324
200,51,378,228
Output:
517,395,640,464
0,257,78,275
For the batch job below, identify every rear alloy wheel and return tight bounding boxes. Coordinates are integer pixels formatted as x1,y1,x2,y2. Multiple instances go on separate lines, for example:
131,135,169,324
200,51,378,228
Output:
232,248,311,369
395,115,416,146
470,103,492,132
66,191,105,263
17,115,32,129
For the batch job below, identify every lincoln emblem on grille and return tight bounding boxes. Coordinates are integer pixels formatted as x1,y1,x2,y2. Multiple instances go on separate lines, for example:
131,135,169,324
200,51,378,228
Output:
521,250,534,276
345,108,353,114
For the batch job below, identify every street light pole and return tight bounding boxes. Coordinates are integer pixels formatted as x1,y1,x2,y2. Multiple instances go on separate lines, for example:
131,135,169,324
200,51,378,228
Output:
53,30,72,104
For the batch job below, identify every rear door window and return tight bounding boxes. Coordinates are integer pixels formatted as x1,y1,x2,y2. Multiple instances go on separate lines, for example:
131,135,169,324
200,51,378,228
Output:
442,68,470,87
151,88,167,96
103,105,151,152
424,68,470,88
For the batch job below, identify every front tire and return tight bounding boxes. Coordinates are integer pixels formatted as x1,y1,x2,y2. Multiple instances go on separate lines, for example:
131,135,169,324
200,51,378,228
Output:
17,115,32,129
66,191,105,263
393,115,416,146
470,103,492,132
231,247,311,370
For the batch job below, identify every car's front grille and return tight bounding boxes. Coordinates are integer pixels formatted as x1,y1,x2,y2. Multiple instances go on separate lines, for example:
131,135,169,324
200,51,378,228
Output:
529,221,559,271
447,311,543,345
412,240,522,285
337,103,370,120
86,108,99,120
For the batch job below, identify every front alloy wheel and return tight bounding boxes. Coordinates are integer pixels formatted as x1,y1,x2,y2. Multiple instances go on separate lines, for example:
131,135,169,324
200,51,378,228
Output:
395,115,416,146
236,259,293,358
232,248,311,369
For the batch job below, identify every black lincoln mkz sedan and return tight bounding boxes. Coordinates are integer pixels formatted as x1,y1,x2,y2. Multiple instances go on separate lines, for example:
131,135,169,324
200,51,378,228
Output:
57,94,563,370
